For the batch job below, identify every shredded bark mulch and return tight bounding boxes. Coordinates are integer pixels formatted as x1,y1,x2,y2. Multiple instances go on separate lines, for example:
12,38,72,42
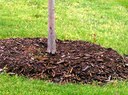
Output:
0,38,128,84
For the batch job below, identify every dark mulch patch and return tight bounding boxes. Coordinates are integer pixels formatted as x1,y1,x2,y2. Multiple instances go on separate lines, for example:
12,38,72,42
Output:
0,38,128,84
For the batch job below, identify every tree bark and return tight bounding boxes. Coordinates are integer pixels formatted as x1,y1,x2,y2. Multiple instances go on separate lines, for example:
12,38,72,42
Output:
47,0,56,54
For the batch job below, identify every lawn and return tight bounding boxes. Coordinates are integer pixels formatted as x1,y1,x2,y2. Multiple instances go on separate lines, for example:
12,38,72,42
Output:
0,0,128,95
0,74,128,95
0,0,128,54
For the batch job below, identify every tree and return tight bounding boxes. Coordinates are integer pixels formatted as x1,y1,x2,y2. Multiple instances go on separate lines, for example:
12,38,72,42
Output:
47,0,56,54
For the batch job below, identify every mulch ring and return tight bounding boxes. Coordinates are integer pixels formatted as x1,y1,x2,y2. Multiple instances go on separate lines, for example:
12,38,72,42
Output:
0,38,128,84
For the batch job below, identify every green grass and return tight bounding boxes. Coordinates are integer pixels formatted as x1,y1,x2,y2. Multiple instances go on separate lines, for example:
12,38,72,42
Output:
0,74,128,95
116,0,128,8
0,0,128,54
0,0,128,95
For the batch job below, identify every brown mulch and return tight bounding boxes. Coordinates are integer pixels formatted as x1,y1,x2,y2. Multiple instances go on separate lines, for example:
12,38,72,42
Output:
0,38,128,84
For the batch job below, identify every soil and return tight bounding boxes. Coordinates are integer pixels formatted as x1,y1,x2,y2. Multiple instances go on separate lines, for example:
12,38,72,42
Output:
0,38,128,84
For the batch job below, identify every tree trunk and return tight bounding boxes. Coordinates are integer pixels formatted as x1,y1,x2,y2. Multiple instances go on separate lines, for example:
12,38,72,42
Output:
47,0,56,54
